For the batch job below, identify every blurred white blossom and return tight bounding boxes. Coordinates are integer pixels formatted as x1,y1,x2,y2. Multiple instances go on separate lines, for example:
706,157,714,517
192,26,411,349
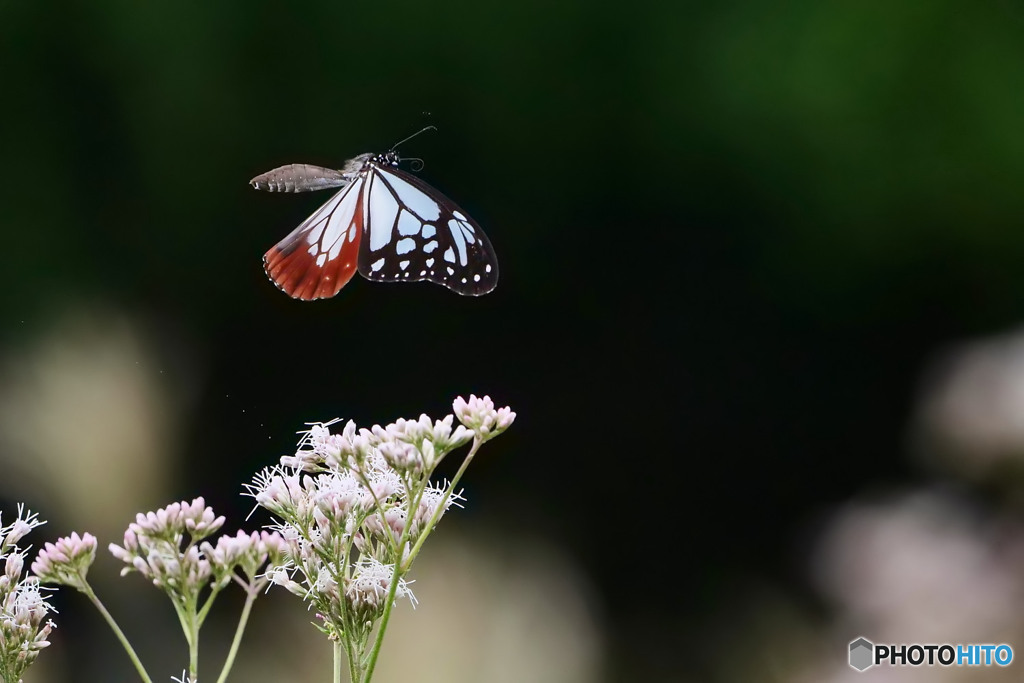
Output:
912,328,1024,477
805,491,1024,683
0,308,193,540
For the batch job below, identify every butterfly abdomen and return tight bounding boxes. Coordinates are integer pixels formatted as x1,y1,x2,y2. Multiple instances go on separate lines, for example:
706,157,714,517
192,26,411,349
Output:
249,164,351,193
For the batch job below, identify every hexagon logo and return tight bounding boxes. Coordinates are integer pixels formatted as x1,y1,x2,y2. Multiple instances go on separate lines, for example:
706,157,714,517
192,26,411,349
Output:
849,637,874,671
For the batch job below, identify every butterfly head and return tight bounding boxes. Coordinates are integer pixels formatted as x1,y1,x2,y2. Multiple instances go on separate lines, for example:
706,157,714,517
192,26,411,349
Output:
377,125,436,171
374,150,401,168
374,149,428,173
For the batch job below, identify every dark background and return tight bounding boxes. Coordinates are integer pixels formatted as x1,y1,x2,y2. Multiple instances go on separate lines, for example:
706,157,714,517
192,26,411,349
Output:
3,1,1024,681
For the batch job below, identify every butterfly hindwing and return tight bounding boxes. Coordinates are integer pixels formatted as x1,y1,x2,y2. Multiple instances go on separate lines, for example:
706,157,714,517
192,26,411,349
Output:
355,164,498,296
263,177,365,300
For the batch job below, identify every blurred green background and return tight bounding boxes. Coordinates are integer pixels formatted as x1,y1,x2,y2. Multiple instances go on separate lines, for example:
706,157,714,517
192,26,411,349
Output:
4,0,1024,681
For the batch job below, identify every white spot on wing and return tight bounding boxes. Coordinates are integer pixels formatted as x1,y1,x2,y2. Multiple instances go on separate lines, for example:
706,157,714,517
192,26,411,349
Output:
370,257,385,272
384,172,441,220
474,273,480,282
328,240,343,260
453,211,466,220
426,258,434,267
307,222,326,245
422,224,436,238
399,260,410,271
444,247,456,264
447,266,455,275
397,210,420,236
485,264,492,273
424,240,438,254
316,254,327,267
396,237,416,255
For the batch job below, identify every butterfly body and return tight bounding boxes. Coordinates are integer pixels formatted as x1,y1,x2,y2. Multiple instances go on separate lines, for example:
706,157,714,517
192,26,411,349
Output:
252,149,498,300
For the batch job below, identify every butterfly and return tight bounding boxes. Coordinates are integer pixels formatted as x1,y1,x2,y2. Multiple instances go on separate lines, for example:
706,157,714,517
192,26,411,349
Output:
250,128,498,300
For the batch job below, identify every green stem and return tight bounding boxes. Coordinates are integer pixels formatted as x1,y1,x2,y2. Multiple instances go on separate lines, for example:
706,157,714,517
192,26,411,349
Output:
188,604,199,682
405,436,481,569
346,620,361,683
334,638,344,683
359,436,483,683
170,598,192,646
196,582,226,629
360,572,399,683
213,582,259,683
78,581,154,683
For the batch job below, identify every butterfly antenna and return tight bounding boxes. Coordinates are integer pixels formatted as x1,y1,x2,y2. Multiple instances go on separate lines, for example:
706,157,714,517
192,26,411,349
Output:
402,156,425,171
390,125,437,151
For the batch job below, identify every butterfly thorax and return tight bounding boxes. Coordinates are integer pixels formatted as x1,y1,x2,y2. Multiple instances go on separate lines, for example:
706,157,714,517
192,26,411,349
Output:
342,153,374,176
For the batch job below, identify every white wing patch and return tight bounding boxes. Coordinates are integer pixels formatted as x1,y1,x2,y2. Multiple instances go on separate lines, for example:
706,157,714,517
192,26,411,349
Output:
397,211,419,236
286,177,362,265
387,174,441,220
366,173,399,252
449,218,476,245
321,181,362,255
447,221,468,265
295,190,346,251
308,222,326,245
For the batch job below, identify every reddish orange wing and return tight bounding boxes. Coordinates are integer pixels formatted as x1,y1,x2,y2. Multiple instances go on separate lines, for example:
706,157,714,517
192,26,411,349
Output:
262,177,365,300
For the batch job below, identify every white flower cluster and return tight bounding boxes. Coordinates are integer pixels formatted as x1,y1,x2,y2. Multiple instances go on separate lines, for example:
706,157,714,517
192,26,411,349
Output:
108,498,284,594
248,395,514,640
250,449,431,625
453,394,516,438
283,412,474,476
31,531,97,589
0,505,55,683
31,499,284,683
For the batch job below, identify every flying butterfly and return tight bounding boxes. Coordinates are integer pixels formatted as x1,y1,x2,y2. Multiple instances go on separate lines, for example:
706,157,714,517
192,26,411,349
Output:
250,127,498,300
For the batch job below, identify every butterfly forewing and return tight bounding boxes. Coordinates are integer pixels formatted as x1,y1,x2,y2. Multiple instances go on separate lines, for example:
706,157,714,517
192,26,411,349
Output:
263,178,364,300
356,164,498,296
